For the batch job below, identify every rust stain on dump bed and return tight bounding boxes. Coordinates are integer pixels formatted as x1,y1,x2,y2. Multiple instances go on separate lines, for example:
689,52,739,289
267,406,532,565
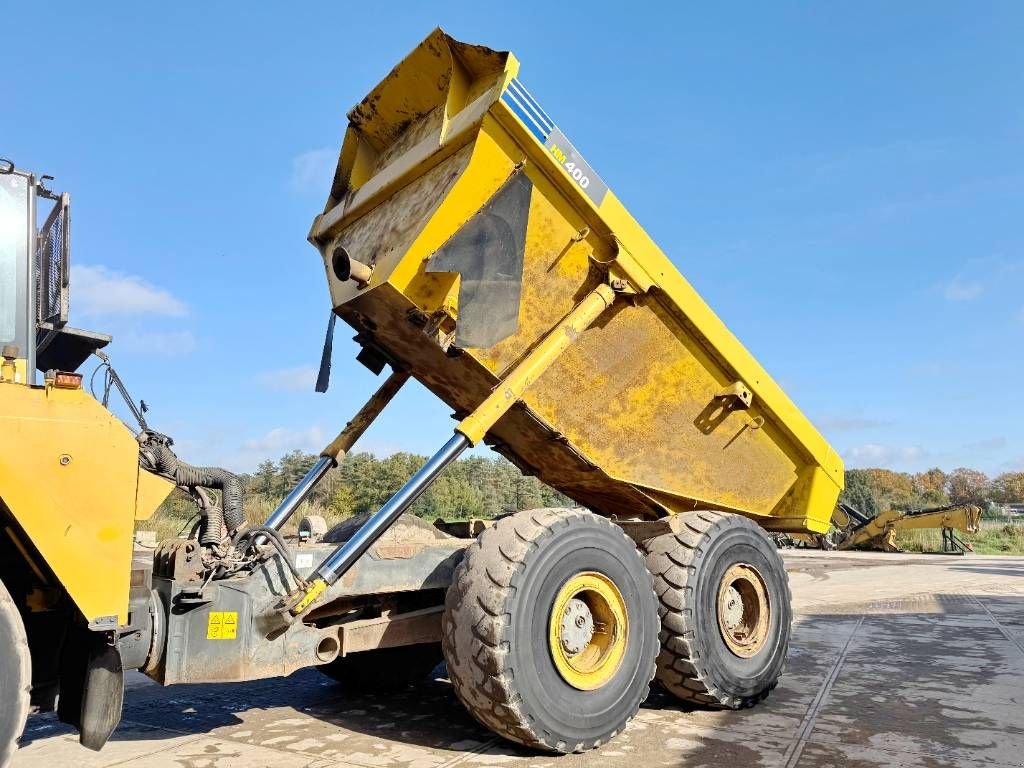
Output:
312,30,842,532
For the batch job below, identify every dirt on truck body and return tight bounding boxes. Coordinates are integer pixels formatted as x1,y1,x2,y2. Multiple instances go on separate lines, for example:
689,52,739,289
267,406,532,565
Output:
0,29,844,762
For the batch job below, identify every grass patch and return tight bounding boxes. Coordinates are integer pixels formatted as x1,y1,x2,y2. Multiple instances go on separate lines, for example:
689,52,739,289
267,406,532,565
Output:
136,493,353,544
895,523,1024,555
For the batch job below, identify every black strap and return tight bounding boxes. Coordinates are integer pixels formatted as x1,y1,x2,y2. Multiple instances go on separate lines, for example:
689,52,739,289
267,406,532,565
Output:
315,311,337,393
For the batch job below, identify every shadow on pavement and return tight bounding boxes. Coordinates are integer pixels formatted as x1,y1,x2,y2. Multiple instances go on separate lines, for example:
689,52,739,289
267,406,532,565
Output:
18,589,1024,768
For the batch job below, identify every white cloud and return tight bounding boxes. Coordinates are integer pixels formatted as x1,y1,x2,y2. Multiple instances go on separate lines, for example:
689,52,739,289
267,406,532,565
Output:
257,365,318,392
179,424,394,473
117,329,197,356
290,148,336,195
224,425,327,473
72,264,187,317
845,443,926,467
943,275,984,302
241,425,325,456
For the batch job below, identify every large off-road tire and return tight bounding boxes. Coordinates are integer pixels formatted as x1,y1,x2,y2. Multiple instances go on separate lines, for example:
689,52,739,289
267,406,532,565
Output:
0,581,31,766
442,508,659,753
318,643,443,692
645,510,791,709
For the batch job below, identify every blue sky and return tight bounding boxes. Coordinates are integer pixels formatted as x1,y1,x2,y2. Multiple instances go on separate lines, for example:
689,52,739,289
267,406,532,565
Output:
5,3,1022,476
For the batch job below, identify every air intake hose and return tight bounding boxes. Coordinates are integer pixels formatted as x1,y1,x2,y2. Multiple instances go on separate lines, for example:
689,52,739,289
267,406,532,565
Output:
138,431,247,543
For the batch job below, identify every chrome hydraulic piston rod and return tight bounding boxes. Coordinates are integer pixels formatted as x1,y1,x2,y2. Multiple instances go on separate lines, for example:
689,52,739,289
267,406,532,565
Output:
262,456,334,534
286,283,618,616
319,432,467,583
262,369,409,533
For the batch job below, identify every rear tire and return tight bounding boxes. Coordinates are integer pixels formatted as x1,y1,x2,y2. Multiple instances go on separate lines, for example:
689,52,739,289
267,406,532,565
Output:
645,511,791,709
0,581,31,766
318,643,442,692
442,508,659,753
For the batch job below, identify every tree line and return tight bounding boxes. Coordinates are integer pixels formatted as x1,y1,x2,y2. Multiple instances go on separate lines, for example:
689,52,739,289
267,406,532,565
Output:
244,449,572,522
155,449,1022,529
840,467,1023,518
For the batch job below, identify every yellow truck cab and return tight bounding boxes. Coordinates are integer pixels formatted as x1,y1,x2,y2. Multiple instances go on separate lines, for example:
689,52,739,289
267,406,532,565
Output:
0,161,174,762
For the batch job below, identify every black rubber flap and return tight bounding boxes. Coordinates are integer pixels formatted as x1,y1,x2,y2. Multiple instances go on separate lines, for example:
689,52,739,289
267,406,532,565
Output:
315,311,338,393
426,171,532,349
79,641,124,751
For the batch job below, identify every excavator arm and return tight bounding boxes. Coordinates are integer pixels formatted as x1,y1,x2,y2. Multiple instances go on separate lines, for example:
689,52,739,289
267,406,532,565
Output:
835,503,981,552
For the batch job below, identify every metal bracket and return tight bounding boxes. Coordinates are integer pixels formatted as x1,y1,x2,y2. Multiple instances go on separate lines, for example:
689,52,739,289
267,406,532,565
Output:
716,381,753,410
694,381,755,435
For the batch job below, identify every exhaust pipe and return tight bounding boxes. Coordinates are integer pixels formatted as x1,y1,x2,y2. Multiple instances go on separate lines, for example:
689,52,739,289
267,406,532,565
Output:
331,245,372,286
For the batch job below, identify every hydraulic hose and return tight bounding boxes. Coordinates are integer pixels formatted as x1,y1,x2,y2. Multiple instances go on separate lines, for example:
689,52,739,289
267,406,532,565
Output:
138,431,247,543
195,491,226,547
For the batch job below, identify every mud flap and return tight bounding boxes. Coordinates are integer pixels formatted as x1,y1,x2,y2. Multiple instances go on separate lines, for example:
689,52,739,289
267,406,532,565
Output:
58,634,125,751
80,642,125,750
426,170,532,349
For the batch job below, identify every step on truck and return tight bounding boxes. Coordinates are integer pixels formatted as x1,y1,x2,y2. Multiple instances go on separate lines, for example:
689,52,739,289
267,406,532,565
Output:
0,29,844,762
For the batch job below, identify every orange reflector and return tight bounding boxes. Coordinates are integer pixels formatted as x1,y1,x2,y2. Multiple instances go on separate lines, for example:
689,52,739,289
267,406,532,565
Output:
54,372,83,389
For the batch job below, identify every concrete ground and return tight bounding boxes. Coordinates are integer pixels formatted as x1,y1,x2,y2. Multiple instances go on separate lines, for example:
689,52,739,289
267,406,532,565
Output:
14,551,1024,768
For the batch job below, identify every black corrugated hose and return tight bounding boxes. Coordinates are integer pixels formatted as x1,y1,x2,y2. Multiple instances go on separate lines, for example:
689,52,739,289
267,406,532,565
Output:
137,431,247,545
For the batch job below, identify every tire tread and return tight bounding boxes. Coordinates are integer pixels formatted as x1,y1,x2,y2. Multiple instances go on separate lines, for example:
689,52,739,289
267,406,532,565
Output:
442,508,657,753
644,511,791,710
0,581,31,767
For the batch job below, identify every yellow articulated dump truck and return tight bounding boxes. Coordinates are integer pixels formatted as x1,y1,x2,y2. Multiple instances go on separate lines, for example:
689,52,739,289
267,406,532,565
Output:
0,29,844,762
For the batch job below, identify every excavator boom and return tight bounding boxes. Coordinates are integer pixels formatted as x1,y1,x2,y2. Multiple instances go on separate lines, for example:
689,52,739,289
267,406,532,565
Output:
836,503,981,552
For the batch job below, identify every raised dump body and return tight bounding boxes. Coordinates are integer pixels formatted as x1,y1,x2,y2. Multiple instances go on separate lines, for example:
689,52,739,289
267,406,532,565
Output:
0,34,845,760
309,29,843,535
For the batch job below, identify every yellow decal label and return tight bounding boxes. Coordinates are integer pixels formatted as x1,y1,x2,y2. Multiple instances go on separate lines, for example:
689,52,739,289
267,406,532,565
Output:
206,611,238,640
292,578,328,615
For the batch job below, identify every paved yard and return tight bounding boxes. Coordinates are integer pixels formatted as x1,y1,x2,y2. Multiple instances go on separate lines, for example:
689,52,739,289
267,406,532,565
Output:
14,552,1024,768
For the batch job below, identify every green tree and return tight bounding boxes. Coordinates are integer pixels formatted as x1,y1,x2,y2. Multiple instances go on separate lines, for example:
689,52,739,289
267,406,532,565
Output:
946,468,989,505
840,470,879,517
277,450,317,496
987,472,1024,504
251,460,278,497
229,447,576,524
912,468,949,506
858,468,916,511
328,484,356,518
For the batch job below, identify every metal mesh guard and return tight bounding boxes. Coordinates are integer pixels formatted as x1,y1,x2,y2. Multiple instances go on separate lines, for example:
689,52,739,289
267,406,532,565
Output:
35,194,69,327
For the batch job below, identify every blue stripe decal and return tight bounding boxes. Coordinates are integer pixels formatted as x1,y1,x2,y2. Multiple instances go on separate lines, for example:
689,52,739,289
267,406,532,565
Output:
501,90,549,142
508,79,555,129
504,89,550,137
507,79,554,131
500,77,609,206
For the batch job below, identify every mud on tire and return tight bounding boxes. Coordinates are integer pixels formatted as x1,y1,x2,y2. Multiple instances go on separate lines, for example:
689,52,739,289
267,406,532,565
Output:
0,580,31,766
645,510,791,709
441,508,659,753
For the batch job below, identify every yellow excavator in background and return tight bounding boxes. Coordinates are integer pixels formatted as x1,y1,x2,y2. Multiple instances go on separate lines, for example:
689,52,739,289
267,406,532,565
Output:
829,501,981,553
775,502,982,553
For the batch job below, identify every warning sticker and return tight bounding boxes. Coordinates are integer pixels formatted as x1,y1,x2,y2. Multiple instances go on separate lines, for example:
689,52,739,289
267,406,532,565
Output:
207,611,238,640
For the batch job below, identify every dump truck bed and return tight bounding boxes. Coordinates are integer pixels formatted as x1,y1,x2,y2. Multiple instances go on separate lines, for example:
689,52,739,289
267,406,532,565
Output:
310,30,843,533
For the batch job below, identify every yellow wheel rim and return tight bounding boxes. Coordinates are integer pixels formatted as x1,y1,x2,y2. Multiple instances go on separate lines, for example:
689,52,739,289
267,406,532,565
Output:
716,563,770,658
548,572,628,691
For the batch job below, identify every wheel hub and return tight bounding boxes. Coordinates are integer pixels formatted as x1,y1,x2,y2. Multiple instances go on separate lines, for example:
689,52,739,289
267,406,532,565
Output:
559,597,595,655
722,585,744,629
548,572,628,691
716,563,770,658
